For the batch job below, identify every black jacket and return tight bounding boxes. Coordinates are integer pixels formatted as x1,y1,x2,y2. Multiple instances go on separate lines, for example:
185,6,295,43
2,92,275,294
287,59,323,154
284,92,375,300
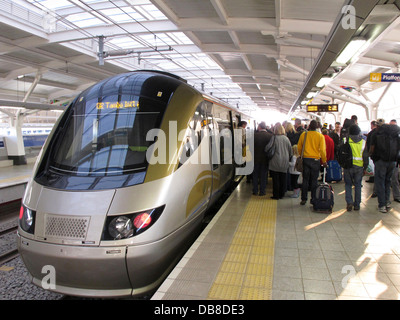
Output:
254,130,273,165
370,124,400,162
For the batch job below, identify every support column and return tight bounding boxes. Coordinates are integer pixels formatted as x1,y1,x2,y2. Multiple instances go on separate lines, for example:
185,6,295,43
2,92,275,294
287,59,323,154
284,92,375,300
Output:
5,110,26,165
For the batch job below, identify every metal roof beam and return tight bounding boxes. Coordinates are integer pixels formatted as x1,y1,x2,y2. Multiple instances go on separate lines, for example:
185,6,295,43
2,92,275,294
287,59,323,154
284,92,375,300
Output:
289,0,383,115
47,18,333,44
210,0,229,25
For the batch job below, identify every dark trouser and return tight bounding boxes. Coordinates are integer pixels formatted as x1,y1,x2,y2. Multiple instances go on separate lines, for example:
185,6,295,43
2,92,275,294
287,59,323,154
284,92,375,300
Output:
253,163,268,194
301,158,321,203
374,159,396,208
344,165,364,207
290,173,299,189
270,170,287,198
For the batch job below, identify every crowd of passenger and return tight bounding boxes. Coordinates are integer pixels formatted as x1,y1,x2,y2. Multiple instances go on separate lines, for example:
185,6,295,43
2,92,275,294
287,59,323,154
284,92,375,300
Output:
248,114,400,214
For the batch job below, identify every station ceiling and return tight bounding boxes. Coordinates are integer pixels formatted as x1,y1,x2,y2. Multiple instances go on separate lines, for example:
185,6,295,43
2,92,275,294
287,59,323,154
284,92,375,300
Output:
0,0,400,124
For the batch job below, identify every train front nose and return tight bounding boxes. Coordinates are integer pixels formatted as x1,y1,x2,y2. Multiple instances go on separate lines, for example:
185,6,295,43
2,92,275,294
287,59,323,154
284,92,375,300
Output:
18,236,132,297
17,184,134,297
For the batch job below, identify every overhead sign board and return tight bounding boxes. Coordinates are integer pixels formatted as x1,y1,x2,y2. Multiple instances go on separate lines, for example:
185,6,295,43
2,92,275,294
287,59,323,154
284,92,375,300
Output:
370,73,400,82
306,104,339,113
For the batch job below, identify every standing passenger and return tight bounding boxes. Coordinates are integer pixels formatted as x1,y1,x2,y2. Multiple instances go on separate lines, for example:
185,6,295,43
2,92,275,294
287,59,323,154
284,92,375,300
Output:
252,122,272,196
389,120,400,203
344,125,369,211
285,122,297,146
329,122,341,160
365,120,378,185
369,119,400,213
322,129,335,181
297,120,327,205
293,118,305,145
269,123,293,199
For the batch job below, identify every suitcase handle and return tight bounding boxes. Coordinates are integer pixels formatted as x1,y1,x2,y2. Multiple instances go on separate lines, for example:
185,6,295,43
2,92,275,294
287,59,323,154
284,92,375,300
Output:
323,167,326,184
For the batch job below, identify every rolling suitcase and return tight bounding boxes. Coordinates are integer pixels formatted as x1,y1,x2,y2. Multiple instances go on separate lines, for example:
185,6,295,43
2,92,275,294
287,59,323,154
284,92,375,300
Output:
313,168,334,213
326,160,342,182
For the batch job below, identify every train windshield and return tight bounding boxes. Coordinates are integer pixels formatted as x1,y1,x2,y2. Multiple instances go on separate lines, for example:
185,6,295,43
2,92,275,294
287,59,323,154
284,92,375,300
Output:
35,72,179,190
50,95,163,176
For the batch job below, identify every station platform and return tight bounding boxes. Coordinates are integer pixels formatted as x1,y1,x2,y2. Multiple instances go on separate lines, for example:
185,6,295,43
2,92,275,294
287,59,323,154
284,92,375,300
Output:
0,162,34,189
152,176,400,300
0,162,35,205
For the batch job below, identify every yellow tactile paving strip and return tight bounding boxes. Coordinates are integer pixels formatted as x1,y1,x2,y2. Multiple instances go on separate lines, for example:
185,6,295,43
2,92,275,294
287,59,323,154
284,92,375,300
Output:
207,196,277,300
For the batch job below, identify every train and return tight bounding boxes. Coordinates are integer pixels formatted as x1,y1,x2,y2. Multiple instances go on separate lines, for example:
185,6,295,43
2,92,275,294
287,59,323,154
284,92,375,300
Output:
17,70,253,298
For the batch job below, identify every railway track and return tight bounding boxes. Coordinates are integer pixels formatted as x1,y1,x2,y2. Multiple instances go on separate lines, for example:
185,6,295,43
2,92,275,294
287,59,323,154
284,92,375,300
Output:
0,200,20,265
0,226,19,265
0,225,18,237
0,247,19,265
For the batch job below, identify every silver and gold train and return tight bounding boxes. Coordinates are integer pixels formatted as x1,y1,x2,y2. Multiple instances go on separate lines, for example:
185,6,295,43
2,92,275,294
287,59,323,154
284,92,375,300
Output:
17,70,253,298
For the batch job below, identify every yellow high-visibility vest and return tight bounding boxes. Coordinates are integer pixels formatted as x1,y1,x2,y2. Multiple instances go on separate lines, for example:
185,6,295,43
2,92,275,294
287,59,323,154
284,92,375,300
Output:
349,138,364,167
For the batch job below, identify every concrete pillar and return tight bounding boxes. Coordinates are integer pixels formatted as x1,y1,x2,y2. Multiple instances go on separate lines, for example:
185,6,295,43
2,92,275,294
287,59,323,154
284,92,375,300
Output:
5,111,26,165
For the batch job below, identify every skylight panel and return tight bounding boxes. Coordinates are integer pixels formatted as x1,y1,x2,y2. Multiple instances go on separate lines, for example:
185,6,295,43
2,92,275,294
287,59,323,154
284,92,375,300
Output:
26,0,73,10
156,60,177,70
167,32,193,45
108,36,142,49
149,33,177,46
100,7,145,23
144,4,167,20
65,12,107,28
136,4,166,20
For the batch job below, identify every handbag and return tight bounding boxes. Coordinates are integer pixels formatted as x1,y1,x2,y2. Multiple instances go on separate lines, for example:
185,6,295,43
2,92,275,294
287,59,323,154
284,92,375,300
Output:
264,136,276,160
295,132,307,172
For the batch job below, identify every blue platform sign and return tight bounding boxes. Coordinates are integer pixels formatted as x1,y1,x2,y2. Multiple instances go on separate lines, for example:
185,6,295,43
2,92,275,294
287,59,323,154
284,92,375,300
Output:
370,73,400,82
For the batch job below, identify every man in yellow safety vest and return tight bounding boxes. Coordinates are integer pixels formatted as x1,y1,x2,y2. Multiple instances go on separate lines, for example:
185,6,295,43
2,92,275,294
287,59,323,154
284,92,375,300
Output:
344,124,369,211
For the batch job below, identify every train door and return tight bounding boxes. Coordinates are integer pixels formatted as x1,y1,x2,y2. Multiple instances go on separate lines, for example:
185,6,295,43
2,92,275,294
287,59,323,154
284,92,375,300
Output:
179,101,213,219
232,112,243,168
209,104,234,198
202,101,219,202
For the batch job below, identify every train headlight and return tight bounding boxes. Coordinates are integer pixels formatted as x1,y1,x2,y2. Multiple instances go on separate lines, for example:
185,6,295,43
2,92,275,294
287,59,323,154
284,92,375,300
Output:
19,205,36,234
103,205,165,240
133,213,152,230
108,216,133,240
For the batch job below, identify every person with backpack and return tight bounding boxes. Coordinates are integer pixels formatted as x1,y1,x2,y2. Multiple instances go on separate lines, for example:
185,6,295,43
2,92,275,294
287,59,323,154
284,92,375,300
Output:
340,117,355,142
297,120,327,206
343,125,369,211
369,118,400,213
389,120,400,203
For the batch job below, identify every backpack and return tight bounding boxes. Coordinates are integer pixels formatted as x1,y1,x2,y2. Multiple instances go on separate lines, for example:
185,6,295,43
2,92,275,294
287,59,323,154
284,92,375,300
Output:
376,124,400,162
337,138,353,169
340,118,354,141
264,136,275,160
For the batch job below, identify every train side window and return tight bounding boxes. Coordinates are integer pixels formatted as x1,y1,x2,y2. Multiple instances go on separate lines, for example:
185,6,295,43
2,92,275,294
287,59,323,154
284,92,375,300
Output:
213,104,232,166
179,102,207,166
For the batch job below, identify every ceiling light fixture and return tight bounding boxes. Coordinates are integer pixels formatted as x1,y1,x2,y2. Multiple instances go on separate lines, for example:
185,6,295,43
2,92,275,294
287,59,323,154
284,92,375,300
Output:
316,77,332,88
335,38,367,64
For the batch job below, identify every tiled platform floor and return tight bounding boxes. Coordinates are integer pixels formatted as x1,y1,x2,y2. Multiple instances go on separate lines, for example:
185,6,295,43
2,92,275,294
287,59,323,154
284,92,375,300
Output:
153,176,400,300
